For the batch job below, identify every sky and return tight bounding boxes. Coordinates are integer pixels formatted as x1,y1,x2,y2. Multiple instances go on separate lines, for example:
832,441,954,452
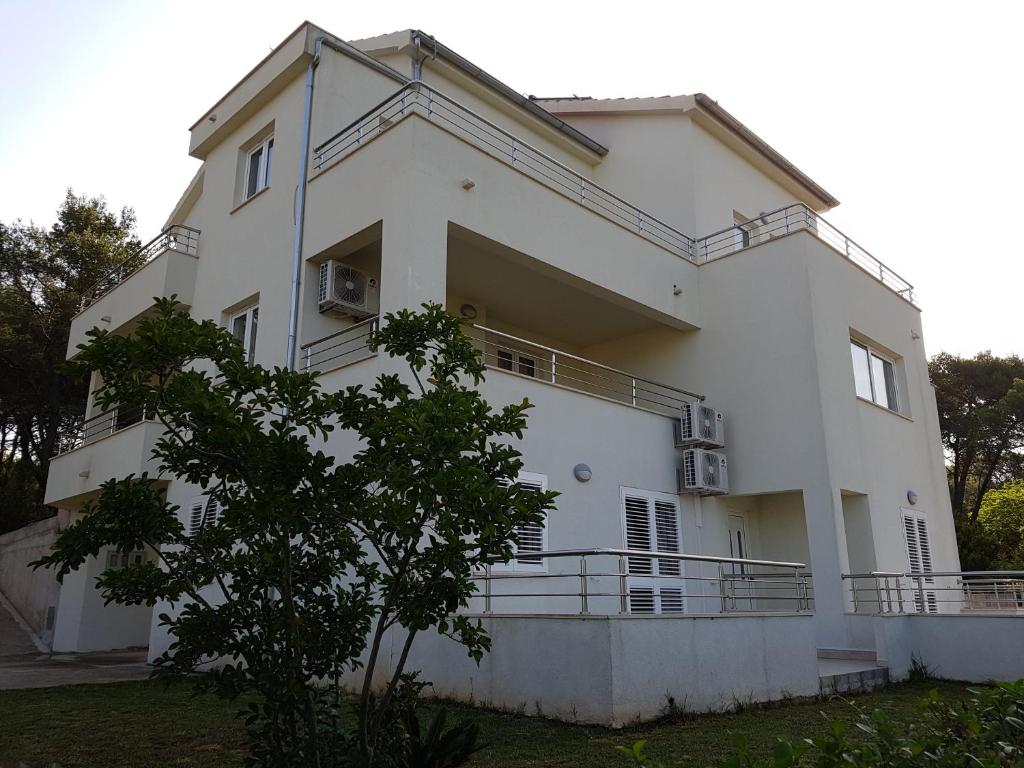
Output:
1,0,1020,358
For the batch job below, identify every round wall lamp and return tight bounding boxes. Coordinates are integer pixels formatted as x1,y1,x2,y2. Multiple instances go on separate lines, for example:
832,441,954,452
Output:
907,490,919,506
459,303,478,320
573,464,592,483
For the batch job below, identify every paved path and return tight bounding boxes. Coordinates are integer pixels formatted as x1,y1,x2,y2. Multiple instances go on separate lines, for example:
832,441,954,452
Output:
0,600,38,657
0,649,151,690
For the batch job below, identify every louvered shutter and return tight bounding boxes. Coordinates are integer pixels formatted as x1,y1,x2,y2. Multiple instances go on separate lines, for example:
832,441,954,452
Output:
624,494,653,575
189,495,220,537
513,476,546,565
496,473,547,569
904,511,937,613
654,500,681,576
623,489,685,614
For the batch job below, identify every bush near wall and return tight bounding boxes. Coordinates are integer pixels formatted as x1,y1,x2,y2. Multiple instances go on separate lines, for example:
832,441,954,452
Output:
620,680,1024,767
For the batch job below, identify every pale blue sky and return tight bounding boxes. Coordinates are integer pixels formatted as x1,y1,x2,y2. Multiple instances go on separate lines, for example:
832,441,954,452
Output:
1,0,1019,357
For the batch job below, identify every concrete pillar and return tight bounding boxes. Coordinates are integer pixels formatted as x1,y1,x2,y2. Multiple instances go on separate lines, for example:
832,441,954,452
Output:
801,483,853,649
377,202,448,316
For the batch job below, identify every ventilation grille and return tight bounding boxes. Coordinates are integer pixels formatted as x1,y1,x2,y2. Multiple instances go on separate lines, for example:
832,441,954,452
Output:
189,495,221,537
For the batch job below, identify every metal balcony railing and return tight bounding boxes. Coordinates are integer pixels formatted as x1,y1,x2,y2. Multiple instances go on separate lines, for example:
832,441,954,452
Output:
473,324,701,417
53,405,150,456
300,316,379,374
468,548,813,616
314,85,918,305
79,225,200,310
697,204,916,304
313,82,698,262
843,571,1024,615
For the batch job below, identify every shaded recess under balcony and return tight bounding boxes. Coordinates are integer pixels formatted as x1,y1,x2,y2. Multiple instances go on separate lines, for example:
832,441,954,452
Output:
297,221,700,417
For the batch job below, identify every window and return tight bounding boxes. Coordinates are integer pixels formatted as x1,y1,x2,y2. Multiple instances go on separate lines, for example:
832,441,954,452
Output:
495,347,537,378
495,472,547,570
850,340,900,412
231,305,259,363
105,549,146,570
902,510,936,613
189,495,221,537
621,488,685,613
244,135,274,200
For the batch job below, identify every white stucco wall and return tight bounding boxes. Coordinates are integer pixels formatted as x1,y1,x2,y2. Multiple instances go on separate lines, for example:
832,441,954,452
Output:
355,614,819,726
0,516,60,643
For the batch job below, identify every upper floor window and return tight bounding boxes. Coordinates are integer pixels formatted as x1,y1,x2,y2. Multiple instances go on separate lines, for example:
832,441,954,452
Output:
850,339,899,412
244,136,274,200
231,304,259,363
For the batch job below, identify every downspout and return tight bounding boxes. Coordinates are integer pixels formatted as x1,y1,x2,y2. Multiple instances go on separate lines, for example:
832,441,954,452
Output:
285,37,323,372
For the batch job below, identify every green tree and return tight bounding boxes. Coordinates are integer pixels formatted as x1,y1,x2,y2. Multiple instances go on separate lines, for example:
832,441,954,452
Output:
35,299,554,767
0,191,141,532
929,352,1024,528
977,481,1024,569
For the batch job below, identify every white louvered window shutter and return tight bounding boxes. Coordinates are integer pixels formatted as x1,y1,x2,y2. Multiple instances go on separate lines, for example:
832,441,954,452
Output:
654,499,682,577
189,495,220,537
903,511,937,613
623,494,653,575
495,473,548,570
622,488,686,614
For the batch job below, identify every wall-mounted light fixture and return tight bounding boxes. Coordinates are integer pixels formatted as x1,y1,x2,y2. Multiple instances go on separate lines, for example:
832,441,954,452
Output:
907,490,918,506
461,178,476,190
573,464,592,482
459,303,478,320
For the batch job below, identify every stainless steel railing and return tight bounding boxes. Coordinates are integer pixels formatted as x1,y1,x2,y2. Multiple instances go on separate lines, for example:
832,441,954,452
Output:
468,548,813,616
471,324,702,417
697,204,916,304
843,571,1024,615
79,225,201,311
53,405,150,456
313,81,698,262
300,316,379,374
313,84,917,305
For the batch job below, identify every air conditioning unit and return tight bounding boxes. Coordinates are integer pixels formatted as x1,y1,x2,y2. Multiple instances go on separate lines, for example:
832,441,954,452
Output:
678,449,729,495
317,261,379,319
673,402,725,449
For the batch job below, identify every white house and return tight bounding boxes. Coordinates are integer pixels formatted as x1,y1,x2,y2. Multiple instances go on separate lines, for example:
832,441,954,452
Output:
2,22,1020,725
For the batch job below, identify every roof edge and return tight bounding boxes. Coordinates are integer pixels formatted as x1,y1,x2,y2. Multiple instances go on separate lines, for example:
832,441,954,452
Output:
693,93,839,210
412,30,608,158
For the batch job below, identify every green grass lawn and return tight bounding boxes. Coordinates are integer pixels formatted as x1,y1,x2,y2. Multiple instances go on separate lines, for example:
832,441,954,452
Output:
0,679,974,768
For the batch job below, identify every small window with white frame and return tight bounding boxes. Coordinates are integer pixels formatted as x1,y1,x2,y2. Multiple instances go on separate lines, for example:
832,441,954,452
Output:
495,347,537,378
230,304,259,363
850,338,900,412
244,135,273,200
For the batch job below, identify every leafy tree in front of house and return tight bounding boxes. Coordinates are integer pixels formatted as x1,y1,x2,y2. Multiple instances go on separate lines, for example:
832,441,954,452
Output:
0,191,142,533
929,351,1024,569
977,480,1024,569
34,299,554,768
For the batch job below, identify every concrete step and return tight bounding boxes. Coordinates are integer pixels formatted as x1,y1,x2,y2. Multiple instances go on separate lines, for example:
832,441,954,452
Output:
817,647,877,662
818,657,889,695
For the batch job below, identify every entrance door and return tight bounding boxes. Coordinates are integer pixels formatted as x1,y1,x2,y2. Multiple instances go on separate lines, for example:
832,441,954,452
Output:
727,513,754,608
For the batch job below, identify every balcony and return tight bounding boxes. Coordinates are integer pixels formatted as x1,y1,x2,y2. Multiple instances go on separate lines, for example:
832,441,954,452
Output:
312,82,917,307
68,225,201,358
45,408,163,507
697,204,917,305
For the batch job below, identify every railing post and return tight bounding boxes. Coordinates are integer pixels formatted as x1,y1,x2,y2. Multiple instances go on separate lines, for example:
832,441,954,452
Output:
511,139,517,166
484,563,492,615
631,378,637,407
874,575,884,614
357,120,363,144
303,345,311,373
636,209,642,233
850,577,859,612
579,556,589,615
580,178,586,204
718,563,729,612
551,351,557,384
915,575,926,613
844,237,851,259
618,555,628,614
